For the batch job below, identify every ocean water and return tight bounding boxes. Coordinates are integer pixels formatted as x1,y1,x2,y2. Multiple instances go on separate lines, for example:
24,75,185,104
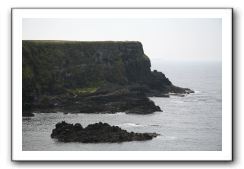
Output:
22,61,222,151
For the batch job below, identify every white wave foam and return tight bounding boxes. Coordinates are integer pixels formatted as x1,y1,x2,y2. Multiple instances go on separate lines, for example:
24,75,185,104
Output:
107,112,126,116
194,90,201,94
157,135,177,140
115,112,126,115
118,123,160,127
118,123,144,127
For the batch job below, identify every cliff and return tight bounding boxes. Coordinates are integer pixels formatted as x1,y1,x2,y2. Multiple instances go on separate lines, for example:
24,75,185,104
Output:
22,40,192,115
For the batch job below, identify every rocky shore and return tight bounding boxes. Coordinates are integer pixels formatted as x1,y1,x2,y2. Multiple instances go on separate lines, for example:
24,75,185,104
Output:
26,85,163,115
51,121,159,143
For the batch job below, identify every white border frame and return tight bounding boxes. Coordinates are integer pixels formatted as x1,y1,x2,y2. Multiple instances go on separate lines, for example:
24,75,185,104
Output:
12,8,232,161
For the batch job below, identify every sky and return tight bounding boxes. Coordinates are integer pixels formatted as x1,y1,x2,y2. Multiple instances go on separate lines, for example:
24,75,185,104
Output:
23,18,222,62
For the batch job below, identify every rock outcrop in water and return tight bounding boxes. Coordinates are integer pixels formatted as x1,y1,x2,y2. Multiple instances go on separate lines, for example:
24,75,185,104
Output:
51,121,159,143
22,40,193,116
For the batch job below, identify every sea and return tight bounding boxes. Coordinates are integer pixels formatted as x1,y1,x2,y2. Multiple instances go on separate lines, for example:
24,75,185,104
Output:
23,61,222,151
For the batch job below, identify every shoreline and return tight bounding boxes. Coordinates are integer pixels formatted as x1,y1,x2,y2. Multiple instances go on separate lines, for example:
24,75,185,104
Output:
22,91,194,117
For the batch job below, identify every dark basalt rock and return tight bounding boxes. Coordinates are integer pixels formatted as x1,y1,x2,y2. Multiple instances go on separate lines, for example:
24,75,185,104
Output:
22,41,193,116
51,121,159,143
22,111,35,117
76,87,162,114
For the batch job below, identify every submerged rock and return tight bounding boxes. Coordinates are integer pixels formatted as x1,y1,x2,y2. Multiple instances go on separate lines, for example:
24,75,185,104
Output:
51,121,159,143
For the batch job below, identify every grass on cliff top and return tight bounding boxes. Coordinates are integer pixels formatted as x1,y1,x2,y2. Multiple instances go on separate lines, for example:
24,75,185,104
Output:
23,40,142,45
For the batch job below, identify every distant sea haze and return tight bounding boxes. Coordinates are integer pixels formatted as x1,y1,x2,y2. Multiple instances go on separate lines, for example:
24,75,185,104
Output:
23,61,222,151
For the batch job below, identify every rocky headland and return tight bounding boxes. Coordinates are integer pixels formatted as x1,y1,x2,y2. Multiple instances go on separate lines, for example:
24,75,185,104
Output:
22,40,193,116
51,121,159,143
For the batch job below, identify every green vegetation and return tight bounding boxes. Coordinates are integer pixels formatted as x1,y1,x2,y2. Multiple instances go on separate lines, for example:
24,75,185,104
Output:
67,87,98,96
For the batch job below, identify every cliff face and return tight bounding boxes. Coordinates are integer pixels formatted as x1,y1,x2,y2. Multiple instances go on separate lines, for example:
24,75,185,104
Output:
22,40,192,114
23,41,171,91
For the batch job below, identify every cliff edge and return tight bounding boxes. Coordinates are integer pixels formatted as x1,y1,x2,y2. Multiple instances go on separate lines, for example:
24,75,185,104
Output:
22,40,193,116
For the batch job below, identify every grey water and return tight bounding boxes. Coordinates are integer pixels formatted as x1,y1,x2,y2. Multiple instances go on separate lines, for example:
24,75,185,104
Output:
23,61,222,151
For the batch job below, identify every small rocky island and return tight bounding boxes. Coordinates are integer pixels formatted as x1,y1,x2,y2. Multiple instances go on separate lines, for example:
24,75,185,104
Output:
51,121,159,143
22,40,193,116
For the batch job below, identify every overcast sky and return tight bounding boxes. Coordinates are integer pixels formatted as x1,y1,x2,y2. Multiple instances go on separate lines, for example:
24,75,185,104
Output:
23,18,222,62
